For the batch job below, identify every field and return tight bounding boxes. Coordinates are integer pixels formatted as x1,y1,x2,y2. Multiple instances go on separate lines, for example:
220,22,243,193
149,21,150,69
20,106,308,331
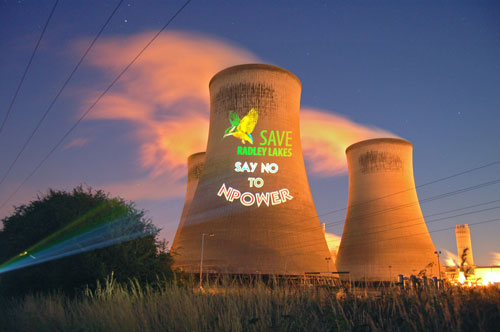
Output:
0,276,499,332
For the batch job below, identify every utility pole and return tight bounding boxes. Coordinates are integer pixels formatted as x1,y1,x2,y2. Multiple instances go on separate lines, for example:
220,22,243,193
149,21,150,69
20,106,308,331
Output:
434,250,442,281
200,233,214,289
325,257,331,273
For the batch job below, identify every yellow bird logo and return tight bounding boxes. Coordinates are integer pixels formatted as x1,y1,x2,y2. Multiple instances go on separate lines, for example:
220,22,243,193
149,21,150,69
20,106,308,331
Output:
223,108,259,144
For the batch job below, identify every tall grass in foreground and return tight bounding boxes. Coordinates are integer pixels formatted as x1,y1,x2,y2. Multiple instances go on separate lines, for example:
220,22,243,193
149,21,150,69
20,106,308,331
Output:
0,277,499,332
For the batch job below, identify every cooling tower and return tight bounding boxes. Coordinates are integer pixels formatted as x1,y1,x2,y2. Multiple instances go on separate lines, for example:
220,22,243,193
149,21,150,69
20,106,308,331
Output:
173,64,332,274
456,224,474,268
171,152,205,253
336,138,437,281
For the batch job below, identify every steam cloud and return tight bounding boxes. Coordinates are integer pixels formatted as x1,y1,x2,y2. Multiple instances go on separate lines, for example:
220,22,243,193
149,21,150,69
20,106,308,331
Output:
442,249,460,267
80,31,395,200
492,252,500,266
301,108,396,175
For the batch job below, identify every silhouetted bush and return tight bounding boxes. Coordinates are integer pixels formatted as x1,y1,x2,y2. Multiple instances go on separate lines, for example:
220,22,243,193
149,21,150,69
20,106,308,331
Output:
0,186,173,296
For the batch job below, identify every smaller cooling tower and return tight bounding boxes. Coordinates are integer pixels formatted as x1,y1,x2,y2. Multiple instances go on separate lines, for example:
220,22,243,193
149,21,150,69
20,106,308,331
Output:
171,152,205,254
456,224,474,268
336,138,438,281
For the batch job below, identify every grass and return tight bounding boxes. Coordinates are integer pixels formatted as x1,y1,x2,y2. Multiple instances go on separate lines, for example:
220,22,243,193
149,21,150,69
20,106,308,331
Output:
0,276,499,332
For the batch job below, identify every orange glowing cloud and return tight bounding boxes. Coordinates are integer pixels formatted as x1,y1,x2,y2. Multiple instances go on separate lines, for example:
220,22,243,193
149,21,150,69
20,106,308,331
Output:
80,31,396,200
84,31,258,181
301,108,397,176
63,137,90,150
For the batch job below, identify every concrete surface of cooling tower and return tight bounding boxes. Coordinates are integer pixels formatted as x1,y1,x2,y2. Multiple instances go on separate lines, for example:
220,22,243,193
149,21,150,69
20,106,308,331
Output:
456,224,475,268
171,152,205,252
336,138,438,281
173,64,332,274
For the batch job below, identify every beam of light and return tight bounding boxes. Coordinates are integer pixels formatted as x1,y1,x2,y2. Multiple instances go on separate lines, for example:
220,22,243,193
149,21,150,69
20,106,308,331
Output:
0,222,150,275
0,205,154,275
0,201,124,269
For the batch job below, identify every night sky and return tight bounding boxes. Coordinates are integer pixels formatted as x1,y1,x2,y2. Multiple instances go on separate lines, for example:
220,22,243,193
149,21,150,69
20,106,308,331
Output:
1,0,499,266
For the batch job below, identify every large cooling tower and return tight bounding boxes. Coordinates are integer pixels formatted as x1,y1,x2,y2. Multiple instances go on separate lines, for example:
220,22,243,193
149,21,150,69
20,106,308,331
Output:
173,64,332,274
171,152,205,252
336,138,437,281
456,224,474,268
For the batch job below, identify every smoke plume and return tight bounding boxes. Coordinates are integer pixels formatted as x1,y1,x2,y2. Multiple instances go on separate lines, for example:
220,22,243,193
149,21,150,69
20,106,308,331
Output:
491,252,500,266
80,31,395,200
442,249,460,267
301,108,396,176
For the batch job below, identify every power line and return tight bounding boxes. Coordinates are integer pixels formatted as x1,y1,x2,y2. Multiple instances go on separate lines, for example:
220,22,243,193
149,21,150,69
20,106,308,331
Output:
337,198,500,236
346,205,500,241
280,178,500,250
165,159,500,250
174,172,500,252
340,216,500,249
221,159,500,236
316,160,500,220
283,201,500,252
181,160,500,239
278,171,500,251
296,176,500,235
176,174,500,240
192,194,500,253
287,217,500,258
303,199,500,248
0,0,193,211
171,162,500,256
0,0,124,190
285,215,500,253
0,0,59,136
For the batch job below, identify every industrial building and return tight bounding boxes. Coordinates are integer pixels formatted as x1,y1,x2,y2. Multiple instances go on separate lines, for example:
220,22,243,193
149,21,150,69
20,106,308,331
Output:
171,152,205,252
456,224,474,268
171,64,489,282
172,64,332,274
445,224,500,286
335,138,438,281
